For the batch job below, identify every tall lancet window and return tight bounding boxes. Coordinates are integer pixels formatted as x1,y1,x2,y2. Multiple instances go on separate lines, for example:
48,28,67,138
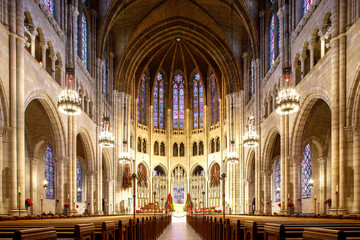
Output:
303,0,312,14
137,76,146,124
249,60,254,99
103,58,108,99
193,73,204,128
269,14,275,67
211,76,220,123
81,12,88,68
45,145,55,199
302,143,312,198
274,159,281,202
43,0,54,15
173,75,185,129
76,160,82,202
154,73,165,128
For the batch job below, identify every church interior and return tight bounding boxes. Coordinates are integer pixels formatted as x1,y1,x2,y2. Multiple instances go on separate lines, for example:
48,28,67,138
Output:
0,0,360,239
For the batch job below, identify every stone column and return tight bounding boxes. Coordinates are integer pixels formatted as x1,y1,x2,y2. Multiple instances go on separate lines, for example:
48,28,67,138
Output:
49,52,56,79
299,55,305,80
280,116,286,214
308,42,315,69
54,157,64,215
16,0,26,215
353,126,360,213
40,41,47,67
71,115,77,214
317,157,326,214
30,158,39,213
292,155,302,213
263,170,271,214
87,171,95,214
29,29,36,58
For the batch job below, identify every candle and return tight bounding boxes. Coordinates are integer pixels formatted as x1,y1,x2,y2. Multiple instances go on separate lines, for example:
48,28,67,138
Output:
68,194,70,200
41,195,43,200
288,194,290,199
18,186,20,193
315,194,317,199
336,185,339,192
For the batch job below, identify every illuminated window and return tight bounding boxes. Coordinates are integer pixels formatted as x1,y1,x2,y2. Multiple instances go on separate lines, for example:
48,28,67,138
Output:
45,145,55,199
275,159,280,202
173,75,185,129
249,60,254,99
137,76,146,124
81,13,88,67
103,58,108,99
302,143,312,198
303,0,312,14
76,160,82,202
211,76,220,123
43,0,54,15
270,14,275,67
154,73,165,128
193,73,204,128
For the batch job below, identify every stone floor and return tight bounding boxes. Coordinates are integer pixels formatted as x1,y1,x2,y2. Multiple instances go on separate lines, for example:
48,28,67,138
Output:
159,213,200,240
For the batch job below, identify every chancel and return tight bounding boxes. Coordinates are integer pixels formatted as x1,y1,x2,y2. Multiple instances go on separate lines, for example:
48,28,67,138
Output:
0,0,360,239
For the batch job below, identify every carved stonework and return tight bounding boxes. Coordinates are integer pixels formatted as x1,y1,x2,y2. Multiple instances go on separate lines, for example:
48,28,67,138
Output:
0,126,12,143
353,125,360,137
345,126,354,142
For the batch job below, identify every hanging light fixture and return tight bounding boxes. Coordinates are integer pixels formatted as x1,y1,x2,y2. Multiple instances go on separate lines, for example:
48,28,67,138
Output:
57,68,82,115
243,115,259,147
226,1,239,165
99,116,115,148
276,67,300,115
119,102,131,164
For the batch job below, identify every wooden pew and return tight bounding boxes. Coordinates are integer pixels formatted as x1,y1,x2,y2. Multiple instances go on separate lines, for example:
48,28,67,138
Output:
99,221,115,240
302,227,346,240
13,227,57,240
74,223,96,240
264,223,285,240
244,221,258,240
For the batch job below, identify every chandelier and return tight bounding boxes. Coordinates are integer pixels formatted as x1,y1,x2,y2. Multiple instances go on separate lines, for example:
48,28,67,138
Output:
57,68,82,115
227,141,239,164
276,67,300,115
119,143,131,164
243,115,259,147
99,116,115,148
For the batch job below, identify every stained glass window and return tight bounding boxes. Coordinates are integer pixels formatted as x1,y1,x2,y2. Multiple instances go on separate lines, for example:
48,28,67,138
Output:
211,76,220,123
303,0,312,14
154,73,164,128
43,0,54,15
103,58,108,99
174,185,178,202
302,143,312,198
249,60,254,99
278,19,281,57
75,19,78,55
45,145,55,199
173,75,185,129
270,14,275,67
137,76,146,124
193,73,204,128
76,160,82,202
275,159,280,202
180,185,185,202
81,13,88,68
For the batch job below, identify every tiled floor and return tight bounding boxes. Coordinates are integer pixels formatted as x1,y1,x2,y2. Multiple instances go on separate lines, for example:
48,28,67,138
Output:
159,214,200,240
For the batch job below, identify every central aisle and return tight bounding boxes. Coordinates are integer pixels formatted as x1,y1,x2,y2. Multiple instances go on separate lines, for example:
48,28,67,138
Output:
159,213,200,240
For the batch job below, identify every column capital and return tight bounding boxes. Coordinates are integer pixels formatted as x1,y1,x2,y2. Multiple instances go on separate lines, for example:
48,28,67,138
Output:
277,7,284,19
49,52,56,61
39,41,48,49
259,10,265,18
354,125,360,137
30,157,39,165
345,126,354,142
0,126,11,142
317,157,327,165
53,156,64,166
291,155,303,166
242,52,249,59
72,6,79,18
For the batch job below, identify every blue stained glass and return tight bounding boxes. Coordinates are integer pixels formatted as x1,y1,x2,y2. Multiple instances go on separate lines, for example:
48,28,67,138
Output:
76,160,82,202
75,19,78,55
275,159,281,202
103,58,108,99
270,14,275,67
45,145,55,200
302,143,312,198
199,81,204,127
278,19,281,56
249,60,254,99
43,0,54,15
174,185,178,202
137,76,146,124
159,79,164,128
193,81,198,128
81,13,88,68
211,76,220,123
154,80,159,128
173,75,184,129
303,0,312,14
154,73,164,128
180,185,184,202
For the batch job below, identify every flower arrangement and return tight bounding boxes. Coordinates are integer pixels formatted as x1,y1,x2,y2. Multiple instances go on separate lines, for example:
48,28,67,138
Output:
76,205,79,208
136,209,164,214
25,198,33,208
165,193,175,212
278,202,294,207
324,198,332,206
184,193,192,211
136,210,141,213
64,203,70,208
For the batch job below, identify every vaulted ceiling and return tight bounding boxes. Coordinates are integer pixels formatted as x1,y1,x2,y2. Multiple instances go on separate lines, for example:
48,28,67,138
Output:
97,0,259,95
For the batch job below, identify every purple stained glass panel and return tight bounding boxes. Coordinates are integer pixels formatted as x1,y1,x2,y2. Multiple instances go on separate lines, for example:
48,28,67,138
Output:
159,79,164,128
275,159,281,202
173,84,178,128
270,14,275,67
199,81,204,127
174,185,178,202
103,59,108,99
141,77,146,124
303,0,312,14
179,84,185,129
302,143,312,198
76,160,82,202
81,13,88,67
193,80,198,128
249,60,254,99
154,80,159,128
212,77,216,123
45,145,55,199
43,0,54,15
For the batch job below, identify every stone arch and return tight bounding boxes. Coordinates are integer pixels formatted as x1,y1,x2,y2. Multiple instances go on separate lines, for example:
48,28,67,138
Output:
153,164,167,176
209,162,220,187
262,128,281,172
291,91,332,157
102,148,113,180
0,78,9,126
245,149,256,180
348,65,360,126
190,164,205,176
25,92,65,158
76,129,95,172
137,162,149,188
